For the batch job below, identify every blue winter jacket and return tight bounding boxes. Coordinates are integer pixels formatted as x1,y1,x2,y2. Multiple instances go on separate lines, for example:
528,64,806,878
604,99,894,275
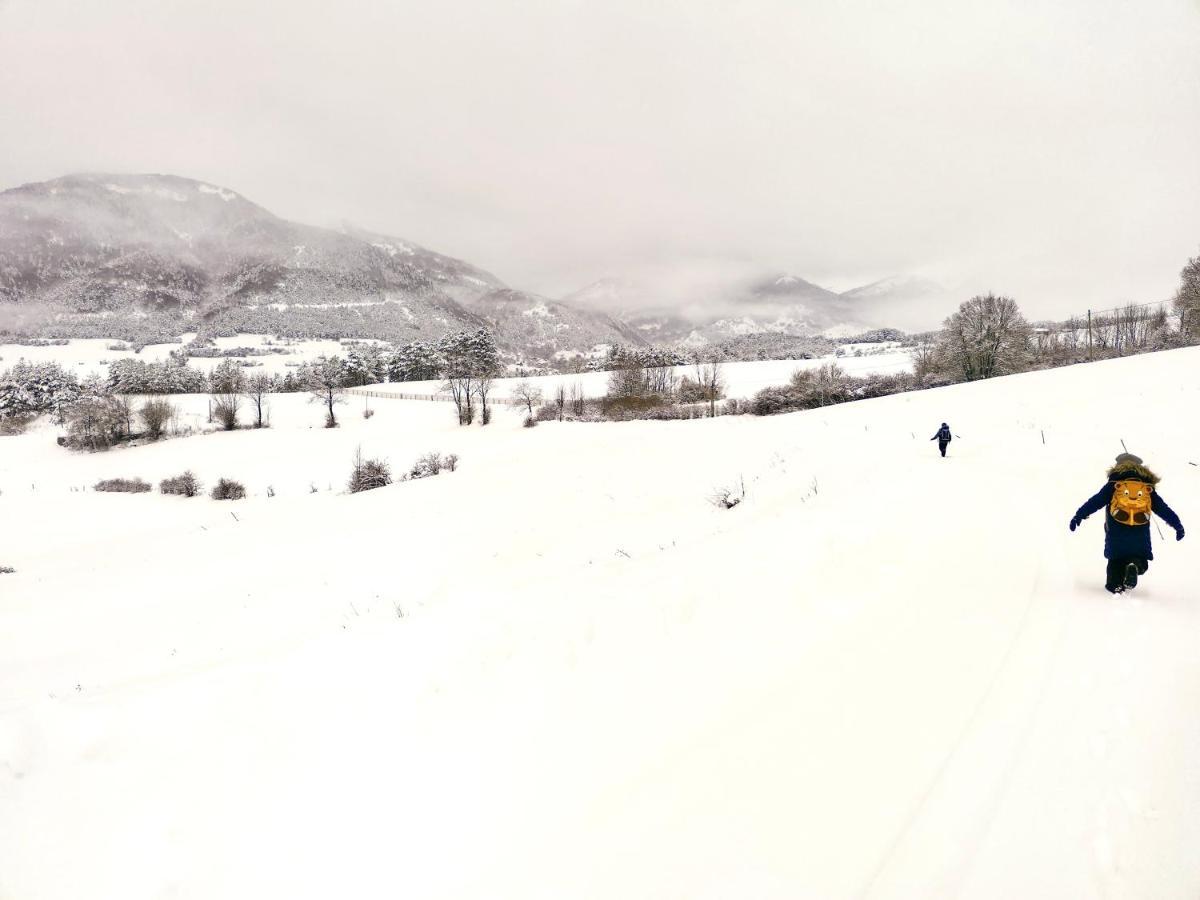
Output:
1073,464,1184,560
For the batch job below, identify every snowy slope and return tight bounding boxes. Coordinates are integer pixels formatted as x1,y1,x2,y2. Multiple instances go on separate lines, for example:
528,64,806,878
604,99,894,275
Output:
1,348,1199,899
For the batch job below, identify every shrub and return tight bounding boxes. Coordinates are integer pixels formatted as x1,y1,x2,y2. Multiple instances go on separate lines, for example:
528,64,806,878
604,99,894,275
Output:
0,413,34,436
600,394,667,419
535,402,559,422
409,452,458,479
363,407,375,419
710,477,745,510
523,415,537,428
409,452,443,479
349,456,392,493
211,394,239,431
211,478,246,500
94,477,151,493
63,396,126,451
139,398,176,440
0,566,14,575
160,471,201,497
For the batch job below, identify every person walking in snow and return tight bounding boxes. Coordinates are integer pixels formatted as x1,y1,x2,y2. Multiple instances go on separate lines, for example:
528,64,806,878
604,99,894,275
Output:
1069,452,1186,594
931,422,952,457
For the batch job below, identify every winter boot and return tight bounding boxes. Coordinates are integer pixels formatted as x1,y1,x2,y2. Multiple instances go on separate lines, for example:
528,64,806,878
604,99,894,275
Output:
1123,562,1139,591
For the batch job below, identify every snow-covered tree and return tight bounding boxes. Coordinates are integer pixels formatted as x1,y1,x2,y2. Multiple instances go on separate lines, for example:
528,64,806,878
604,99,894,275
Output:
345,344,389,386
0,361,81,419
513,381,543,417
439,329,500,426
242,371,274,428
387,341,442,382
937,294,1030,381
1174,249,1200,340
302,355,349,427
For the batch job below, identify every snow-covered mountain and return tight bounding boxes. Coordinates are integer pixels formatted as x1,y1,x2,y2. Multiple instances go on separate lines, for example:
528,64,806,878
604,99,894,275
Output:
0,174,505,315
563,272,872,346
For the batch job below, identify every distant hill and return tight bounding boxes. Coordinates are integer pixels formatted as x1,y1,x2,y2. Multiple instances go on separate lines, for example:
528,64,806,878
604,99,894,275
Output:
460,288,647,361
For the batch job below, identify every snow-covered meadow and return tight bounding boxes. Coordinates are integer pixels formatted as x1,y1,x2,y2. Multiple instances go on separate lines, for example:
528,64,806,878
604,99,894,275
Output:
2,346,1199,899
0,336,915,402
365,350,914,402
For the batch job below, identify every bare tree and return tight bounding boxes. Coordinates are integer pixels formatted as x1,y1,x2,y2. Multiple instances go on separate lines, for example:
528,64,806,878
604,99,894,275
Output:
304,356,348,428
691,354,726,417
474,374,495,425
1176,249,1200,339
554,383,566,421
569,381,585,417
513,380,544,417
210,359,245,430
111,394,136,439
242,371,274,428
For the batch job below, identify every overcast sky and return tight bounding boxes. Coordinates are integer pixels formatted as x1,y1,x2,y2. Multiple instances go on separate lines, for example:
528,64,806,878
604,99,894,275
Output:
2,0,1199,318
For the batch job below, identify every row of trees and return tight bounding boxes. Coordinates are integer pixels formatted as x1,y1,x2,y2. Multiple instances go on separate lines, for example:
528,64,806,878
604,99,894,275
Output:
603,345,727,418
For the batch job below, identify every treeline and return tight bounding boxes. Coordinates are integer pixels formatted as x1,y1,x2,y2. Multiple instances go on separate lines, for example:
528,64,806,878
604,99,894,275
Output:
750,266,1200,417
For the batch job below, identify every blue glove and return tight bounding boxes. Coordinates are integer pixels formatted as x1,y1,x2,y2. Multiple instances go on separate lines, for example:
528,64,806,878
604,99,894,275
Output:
1177,526,1185,542
1069,516,1082,532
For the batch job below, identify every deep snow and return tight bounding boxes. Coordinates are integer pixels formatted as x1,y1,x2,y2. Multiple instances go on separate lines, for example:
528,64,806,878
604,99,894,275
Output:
1,347,1198,899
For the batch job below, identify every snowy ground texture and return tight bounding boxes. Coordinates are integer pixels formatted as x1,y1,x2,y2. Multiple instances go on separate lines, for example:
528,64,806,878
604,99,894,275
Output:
2,347,1199,899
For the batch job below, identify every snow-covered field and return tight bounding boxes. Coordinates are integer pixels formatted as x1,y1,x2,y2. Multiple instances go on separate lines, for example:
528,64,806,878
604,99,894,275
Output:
0,335,365,379
0,337,914,401
2,347,1199,899
364,350,915,401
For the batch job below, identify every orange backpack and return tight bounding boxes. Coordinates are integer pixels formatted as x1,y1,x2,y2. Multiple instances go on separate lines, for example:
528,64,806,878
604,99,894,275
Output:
1110,480,1153,526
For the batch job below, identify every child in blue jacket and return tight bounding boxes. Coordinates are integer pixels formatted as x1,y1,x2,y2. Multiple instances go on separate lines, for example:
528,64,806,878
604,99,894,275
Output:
1070,453,1185,593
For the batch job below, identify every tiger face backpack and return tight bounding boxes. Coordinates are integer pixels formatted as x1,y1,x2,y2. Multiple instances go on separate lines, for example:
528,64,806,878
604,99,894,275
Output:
1110,480,1153,526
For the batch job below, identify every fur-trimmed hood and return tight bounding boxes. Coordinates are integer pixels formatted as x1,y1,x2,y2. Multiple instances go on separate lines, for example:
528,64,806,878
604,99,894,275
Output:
1106,462,1160,485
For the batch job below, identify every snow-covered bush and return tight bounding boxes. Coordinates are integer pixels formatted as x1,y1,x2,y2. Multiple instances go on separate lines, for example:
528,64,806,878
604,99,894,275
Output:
349,455,392,493
160,472,201,497
139,398,176,440
0,413,34,436
63,396,126,451
211,394,240,431
710,478,745,510
0,566,14,575
523,414,537,428
210,478,246,500
94,477,152,494
408,452,458,480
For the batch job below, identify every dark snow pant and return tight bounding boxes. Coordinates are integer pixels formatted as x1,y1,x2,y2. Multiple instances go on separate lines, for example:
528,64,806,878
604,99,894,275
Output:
1105,557,1149,592
938,440,949,458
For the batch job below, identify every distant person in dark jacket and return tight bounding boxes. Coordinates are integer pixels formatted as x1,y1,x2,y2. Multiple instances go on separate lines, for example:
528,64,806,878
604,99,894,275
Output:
931,423,952,457
1070,452,1185,593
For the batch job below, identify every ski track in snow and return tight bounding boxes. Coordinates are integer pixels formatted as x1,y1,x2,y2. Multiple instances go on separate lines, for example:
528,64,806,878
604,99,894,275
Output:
1,347,1199,899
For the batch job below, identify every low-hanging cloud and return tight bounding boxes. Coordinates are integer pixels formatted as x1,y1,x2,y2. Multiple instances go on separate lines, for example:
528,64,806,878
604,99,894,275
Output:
1,0,1198,324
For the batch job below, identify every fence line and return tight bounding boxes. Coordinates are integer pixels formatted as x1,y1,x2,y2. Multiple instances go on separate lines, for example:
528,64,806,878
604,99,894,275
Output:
347,388,523,405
